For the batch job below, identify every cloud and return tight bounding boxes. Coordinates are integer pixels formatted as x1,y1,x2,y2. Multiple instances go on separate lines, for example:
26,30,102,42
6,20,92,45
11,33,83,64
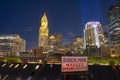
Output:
68,32,75,37
62,38,69,42
62,38,71,45
26,41,38,50
23,27,33,32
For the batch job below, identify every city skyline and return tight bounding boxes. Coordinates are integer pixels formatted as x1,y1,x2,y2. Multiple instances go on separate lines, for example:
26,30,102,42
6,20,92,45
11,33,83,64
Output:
0,0,120,50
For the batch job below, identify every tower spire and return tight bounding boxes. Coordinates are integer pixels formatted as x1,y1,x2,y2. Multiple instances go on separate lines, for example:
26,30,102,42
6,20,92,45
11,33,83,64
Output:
43,12,46,16
38,12,49,47
41,12,47,19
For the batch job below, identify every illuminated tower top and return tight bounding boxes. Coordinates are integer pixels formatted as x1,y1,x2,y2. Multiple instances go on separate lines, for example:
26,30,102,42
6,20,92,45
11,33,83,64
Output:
40,12,49,36
38,12,49,47
84,21,105,48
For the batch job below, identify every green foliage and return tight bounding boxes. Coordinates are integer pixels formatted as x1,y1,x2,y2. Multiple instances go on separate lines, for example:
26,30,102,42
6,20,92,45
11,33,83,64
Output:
3,56,22,63
88,56,120,65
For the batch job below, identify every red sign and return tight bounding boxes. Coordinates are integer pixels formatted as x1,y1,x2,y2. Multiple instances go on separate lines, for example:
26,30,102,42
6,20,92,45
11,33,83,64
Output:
61,56,88,72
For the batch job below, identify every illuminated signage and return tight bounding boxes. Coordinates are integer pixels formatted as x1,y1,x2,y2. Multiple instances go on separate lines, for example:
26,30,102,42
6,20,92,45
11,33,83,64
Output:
61,56,88,72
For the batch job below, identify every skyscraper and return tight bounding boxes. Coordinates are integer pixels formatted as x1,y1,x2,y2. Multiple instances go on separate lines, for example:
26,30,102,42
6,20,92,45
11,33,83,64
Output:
84,21,105,49
38,12,49,47
0,34,26,56
71,36,83,51
55,34,62,48
49,35,56,47
49,34,63,47
108,3,120,46
108,3,120,56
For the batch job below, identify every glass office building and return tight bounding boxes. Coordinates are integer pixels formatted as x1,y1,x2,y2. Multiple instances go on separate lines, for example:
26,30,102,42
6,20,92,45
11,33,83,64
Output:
108,3,120,46
84,21,105,49
0,34,26,56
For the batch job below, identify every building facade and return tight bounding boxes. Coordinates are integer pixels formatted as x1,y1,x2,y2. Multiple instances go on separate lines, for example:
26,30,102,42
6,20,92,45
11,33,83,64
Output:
108,3,120,46
70,36,83,52
0,34,26,56
49,35,56,47
48,34,63,53
55,34,62,48
38,12,49,47
84,21,105,48
84,21,105,56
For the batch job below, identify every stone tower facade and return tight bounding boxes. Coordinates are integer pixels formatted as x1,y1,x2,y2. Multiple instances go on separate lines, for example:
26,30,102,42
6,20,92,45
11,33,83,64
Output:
38,12,49,47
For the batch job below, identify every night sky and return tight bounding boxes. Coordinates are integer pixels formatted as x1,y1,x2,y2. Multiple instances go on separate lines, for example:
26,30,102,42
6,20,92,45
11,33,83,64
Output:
0,0,120,51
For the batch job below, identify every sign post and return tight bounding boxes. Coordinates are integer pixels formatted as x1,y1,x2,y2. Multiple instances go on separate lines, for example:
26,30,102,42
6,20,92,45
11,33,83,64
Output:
63,73,66,80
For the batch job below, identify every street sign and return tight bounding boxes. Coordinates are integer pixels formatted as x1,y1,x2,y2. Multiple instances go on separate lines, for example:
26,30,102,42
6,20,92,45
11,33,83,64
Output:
61,56,88,72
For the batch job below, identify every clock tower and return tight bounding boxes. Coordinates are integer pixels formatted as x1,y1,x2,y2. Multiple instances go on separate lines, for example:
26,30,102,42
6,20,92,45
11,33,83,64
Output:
38,12,49,47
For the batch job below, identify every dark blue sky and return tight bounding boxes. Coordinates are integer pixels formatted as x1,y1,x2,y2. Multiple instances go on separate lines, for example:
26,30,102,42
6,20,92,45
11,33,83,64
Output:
0,0,120,50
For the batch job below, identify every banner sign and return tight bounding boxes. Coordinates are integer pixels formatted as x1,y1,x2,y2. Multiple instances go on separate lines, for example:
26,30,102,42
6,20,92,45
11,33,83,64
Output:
61,56,88,72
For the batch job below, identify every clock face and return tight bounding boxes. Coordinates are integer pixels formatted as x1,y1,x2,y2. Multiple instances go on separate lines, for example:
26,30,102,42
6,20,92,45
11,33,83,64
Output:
42,20,47,27
42,21,45,25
